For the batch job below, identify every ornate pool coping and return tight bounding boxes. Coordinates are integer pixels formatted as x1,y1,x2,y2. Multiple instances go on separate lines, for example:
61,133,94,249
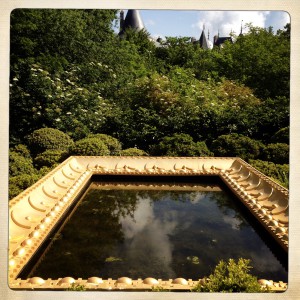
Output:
8,156,288,291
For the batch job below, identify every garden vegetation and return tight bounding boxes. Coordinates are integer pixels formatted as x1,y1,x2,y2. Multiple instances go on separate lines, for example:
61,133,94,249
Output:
9,9,289,199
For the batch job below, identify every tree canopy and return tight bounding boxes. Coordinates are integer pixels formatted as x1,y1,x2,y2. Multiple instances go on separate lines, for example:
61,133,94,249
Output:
9,9,290,197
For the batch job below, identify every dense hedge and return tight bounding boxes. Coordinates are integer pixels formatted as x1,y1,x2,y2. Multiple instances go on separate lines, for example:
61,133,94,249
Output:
210,133,264,160
153,133,213,157
261,143,289,164
34,150,69,168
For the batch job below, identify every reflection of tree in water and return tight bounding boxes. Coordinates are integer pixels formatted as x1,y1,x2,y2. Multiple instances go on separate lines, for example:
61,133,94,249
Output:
138,190,192,203
210,189,249,230
30,189,139,279
138,187,248,230
28,183,286,281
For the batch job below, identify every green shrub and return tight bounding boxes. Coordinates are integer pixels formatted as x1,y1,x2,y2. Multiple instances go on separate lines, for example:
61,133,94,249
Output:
193,258,264,293
261,143,289,164
38,166,54,177
11,144,32,158
9,151,36,177
87,134,122,155
249,159,289,188
9,173,40,199
211,133,263,160
120,148,148,156
155,133,213,157
271,127,289,144
27,128,74,155
70,137,110,156
66,283,86,291
34,150,69,168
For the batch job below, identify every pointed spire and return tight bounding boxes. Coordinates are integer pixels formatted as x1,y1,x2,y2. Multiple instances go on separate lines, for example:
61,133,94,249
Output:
199,24,209,50
119,9,145,36
240,20,244,36
124,10,144,31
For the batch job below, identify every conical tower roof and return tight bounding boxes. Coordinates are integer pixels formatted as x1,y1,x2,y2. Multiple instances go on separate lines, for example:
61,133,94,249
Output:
199,25,209,50
119,10,145,35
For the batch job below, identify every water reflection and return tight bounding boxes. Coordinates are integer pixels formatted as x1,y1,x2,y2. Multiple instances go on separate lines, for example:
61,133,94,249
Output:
26,180,288,282
120,196,177,278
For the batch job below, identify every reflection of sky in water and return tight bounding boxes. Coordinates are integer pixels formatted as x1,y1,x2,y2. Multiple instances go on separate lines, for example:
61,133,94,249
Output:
120,196,177,278
28,186,288,282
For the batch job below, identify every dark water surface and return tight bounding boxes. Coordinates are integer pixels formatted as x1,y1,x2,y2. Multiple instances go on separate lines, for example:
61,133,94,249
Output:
26,179,287,282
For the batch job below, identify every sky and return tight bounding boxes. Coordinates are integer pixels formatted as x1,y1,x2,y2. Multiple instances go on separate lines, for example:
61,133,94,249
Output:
118,10,290,40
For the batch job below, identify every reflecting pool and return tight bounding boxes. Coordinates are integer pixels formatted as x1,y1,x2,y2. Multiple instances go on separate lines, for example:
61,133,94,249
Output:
25,177,287,282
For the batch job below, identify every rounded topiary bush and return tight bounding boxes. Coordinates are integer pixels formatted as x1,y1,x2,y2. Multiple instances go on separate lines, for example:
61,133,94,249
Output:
26,128,74,155
210,133,263,160
120,148,148,156
261,143,289,164
87,134,122,155
155,133,213,157
70,137,110,156
34,150,69,168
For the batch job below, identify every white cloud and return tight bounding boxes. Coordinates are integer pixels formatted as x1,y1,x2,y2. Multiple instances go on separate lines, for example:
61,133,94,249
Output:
192,11,280,38
265,11,290,32
119,196,177,277
145,19,156,26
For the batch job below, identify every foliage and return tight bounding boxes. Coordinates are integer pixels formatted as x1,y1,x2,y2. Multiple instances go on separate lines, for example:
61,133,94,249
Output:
11,144,32,158
87,134,122,155
271,127,289,144
34,150,69,168
261,143,289,164
152,285,170,292
217,24,290,99
153,133,212,157
9,151,36,177
120,148,148,156
211,133,264,160
66,283,86,291
249,159,289,188
26,128,74,155
70,137,110,156
9,9,290,196
9,173,40,199
193,258,264,293
10,9,117,67
10,62,117,141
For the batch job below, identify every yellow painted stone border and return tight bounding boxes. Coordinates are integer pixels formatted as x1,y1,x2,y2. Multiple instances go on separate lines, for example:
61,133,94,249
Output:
8,156,288,291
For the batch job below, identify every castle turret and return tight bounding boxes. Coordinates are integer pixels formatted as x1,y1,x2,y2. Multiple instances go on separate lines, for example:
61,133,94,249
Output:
199,24,209,50
119,9,145,36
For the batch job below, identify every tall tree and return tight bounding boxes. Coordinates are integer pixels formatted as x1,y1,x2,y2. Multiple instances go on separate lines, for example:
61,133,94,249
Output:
216,24,290,99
